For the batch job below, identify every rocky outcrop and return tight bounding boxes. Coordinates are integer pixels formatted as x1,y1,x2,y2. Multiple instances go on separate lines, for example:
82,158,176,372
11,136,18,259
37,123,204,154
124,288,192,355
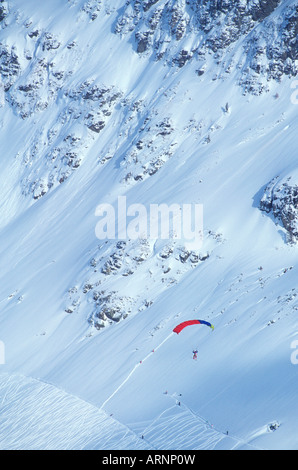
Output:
0,44,20,91
1,1,297,125
20,80,123,199
0,0,296,337
115,0,297,93
250,0,281,22
64,233,220,330
0,1,8,24
260,175,298,243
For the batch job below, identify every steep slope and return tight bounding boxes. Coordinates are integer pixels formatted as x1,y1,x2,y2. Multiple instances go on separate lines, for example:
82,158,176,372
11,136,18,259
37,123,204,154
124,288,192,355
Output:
0,0,297,450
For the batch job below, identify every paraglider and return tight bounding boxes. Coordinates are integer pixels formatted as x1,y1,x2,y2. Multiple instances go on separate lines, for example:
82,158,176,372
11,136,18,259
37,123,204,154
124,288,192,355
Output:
173,320,214,361
173,319,214,334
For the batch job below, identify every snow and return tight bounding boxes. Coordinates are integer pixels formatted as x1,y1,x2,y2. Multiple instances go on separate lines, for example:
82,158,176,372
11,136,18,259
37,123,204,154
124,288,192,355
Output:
0,0,298,450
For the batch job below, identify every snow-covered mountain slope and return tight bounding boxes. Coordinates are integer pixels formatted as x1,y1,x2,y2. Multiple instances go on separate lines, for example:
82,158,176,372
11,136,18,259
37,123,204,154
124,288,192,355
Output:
0,0,297,450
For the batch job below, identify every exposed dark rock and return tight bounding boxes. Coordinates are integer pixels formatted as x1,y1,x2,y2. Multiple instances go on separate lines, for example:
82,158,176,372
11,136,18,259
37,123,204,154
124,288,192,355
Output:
115,0,297,90
136,31,152,53
260,176,298,242
42,33,61,51
143,0,159,13
173,49,192,68
250,0,281,22
28,29,40,38
88,121,105,133
81,0,102,21
0,45,21,91
0,1,8,23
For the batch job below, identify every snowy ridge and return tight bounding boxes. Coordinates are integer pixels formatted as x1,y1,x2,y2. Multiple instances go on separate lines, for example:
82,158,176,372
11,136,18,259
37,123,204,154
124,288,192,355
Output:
0,372,150,450
0,359,271,450
0,371,263,451
129,393,267,451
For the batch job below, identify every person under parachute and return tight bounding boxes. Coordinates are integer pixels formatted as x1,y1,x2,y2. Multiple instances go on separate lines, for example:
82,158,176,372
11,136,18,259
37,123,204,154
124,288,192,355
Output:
173,319,214,360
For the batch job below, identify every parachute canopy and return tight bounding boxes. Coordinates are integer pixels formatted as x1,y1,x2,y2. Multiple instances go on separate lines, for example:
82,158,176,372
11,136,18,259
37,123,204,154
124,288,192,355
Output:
173,319,214,334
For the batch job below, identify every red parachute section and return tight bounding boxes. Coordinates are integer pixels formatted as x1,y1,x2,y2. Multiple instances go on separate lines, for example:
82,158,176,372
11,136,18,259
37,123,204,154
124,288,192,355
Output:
173,319,214,334
173,320,201,334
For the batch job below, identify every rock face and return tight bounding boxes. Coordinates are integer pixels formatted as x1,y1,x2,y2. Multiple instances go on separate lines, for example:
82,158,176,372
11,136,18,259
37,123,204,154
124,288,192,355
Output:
0,1,8,23
250,0,281,21
0,44,21,91
115,0,297,93
0,0,296,332
260,175,298,243
66,236,217,330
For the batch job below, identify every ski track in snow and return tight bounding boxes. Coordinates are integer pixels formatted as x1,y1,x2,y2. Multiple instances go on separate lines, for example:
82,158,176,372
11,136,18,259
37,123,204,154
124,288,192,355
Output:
125,391,268,450
100,332,174,410
165,395,266,451
0,372,150,450
0,335,266,451
99,332,268,450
